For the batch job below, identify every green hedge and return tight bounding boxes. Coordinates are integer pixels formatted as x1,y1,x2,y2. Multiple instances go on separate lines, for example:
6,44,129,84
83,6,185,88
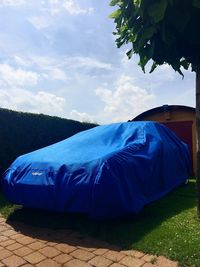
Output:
0,108,97,176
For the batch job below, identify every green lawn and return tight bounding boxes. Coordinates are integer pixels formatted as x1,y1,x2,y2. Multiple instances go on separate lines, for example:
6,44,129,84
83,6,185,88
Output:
0,180,199,267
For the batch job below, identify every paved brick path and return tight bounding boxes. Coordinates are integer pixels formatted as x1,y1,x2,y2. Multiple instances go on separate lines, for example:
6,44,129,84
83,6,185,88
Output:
0,216,179,267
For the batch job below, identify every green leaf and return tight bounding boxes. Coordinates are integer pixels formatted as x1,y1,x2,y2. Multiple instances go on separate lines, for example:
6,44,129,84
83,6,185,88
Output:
177,68,184,77
168,0,192,34
109,9,122,19
140,27,156,41
126,49,134,59
181,59,190,70
150,62,157,73
148,0,168,23
110,0,121,6
161,24,176,44
171,61,184,76
144,43,155,58
128,26,156,50
191,64,197,72
168,0,174,5
134,0,142,6
139,54,149,72
193,0,200,8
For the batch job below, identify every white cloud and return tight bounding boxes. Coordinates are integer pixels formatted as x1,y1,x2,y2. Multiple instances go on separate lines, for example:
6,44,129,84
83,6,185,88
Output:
33,55,112,70
96,75,155,123
13,56,69,82
26,55,112,80
30,56,56,69
67,56,112,71
48,0,93,15
28,55,112,73
28,16,51,30
0,64,39,87
0,0,25,7
14,56,31,67
70,109,94,123
48,68,68,81
62,0,91,15
0,88,66,116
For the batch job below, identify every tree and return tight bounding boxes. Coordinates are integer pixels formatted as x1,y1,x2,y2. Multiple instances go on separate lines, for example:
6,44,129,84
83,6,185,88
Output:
110,0,200,217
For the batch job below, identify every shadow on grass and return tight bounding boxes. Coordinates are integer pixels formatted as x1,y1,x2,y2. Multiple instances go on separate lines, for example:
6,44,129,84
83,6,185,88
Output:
5,181,196,251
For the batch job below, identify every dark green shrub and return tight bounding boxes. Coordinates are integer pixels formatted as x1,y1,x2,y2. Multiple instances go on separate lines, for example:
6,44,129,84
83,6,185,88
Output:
0,108,97,176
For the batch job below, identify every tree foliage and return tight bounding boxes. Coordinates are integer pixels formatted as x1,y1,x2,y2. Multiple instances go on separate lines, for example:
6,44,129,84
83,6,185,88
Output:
110,0,200,74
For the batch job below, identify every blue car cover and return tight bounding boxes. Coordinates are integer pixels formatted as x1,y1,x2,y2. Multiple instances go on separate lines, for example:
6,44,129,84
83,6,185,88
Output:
2,122,191,219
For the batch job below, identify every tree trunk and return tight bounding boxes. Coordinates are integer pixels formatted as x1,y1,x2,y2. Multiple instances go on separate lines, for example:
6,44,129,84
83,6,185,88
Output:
196,66,200,218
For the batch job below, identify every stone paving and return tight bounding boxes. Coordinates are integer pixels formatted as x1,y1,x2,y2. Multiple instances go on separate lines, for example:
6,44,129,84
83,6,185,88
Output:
0,216,179,267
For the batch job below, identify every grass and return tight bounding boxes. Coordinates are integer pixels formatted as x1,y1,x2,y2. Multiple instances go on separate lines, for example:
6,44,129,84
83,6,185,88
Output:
0,193,20,218
0,180,199,267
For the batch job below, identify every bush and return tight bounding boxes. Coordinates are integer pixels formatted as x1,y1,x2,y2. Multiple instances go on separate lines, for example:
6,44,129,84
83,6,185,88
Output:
0,108,97,176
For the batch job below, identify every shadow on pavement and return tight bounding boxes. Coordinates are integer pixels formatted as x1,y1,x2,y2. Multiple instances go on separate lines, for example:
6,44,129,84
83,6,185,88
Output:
6,182,196,250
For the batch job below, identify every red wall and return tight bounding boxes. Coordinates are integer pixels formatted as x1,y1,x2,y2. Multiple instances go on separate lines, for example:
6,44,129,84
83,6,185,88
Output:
163,121,193,171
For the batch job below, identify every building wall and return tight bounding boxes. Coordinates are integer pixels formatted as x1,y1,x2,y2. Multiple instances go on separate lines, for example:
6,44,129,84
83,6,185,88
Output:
133,107,196,175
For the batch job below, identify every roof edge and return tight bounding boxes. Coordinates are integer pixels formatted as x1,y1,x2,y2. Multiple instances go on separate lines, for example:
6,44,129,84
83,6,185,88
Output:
131,105,195,121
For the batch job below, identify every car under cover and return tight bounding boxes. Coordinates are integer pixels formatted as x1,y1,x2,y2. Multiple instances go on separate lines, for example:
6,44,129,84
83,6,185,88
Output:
2,121,191,219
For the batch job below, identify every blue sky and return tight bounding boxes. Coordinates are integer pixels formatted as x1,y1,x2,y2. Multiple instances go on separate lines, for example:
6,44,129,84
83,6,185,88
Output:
0,0,195,124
